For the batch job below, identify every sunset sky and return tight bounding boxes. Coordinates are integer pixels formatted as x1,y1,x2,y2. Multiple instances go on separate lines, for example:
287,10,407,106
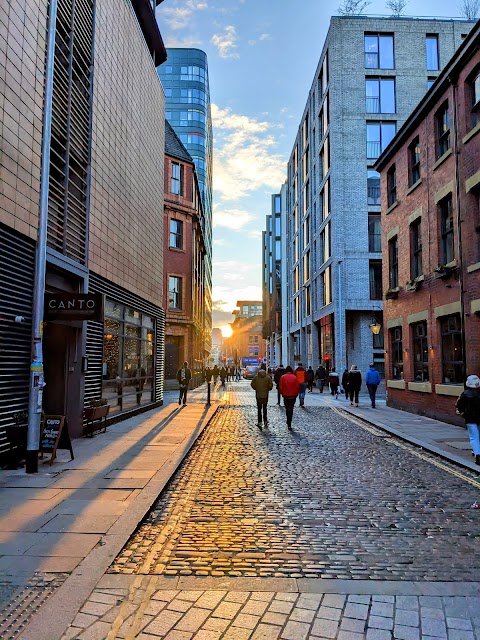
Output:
157,0,469,332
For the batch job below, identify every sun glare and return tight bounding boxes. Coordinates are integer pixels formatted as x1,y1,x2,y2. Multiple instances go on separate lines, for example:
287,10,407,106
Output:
220,325,232,338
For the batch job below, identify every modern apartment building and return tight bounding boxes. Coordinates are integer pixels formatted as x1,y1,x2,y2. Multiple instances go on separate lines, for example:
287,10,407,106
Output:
0,0,167,452
157,49,213,361
284,16,474,376
375,21,480,424
164,121,208,388
262,186,288,368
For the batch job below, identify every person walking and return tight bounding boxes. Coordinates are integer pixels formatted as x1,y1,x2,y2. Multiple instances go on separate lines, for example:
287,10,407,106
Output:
273,364,286,405
456,375,480,466
315,364,326,393
328,370,340,399
341,368,350,400
219,366,227,387
306,366,315,393
213,364,219,382
295,362,307,407
279,366,300,430
176,361,192,406
365,363,381,408
348,365,362,407
251,368,274,428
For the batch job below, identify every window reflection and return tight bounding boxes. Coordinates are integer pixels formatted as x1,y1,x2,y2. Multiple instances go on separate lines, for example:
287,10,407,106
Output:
102,301,155,414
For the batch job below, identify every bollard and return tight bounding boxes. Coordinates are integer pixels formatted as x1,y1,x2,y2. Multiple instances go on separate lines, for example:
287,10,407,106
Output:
206,381,211,406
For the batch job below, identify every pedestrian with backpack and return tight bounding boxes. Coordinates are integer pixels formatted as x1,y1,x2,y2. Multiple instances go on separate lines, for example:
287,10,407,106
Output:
295,362,307,406
279,366,300,430
456,374,480,466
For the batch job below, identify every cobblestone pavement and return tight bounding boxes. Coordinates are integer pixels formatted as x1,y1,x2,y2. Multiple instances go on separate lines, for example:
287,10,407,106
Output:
61,579,480,639
110,384,480,581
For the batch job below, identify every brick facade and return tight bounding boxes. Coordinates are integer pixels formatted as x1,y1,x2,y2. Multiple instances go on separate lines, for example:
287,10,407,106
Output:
376,22,480,423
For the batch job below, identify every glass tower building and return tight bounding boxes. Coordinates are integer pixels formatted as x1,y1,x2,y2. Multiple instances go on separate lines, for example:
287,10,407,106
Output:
158,48,213,354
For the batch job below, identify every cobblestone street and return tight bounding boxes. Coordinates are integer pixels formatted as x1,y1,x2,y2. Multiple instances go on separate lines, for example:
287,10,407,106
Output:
111,384,480,582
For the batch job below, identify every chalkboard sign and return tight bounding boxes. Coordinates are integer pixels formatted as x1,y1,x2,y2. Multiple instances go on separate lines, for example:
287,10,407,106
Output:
40,416,74,465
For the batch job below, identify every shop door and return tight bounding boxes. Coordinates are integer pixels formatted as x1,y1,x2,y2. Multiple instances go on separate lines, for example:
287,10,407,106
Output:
43,323,76,416
165,336,182,379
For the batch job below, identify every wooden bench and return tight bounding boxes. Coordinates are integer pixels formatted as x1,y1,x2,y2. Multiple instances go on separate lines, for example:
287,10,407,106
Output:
83,404,110,437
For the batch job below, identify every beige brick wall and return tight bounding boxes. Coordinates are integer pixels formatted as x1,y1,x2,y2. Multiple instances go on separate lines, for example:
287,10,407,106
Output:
0,0,47,240
89,0,165,308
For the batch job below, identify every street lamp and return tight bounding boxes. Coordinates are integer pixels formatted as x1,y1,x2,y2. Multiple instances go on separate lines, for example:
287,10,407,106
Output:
369,314,382,335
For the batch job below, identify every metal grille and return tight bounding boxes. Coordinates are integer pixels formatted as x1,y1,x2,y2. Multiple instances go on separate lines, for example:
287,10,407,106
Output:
86,272,165,408
0,224,35,458
46,0,94,265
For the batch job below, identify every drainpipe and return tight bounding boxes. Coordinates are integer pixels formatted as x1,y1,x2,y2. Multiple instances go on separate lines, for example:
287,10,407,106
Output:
337,259,344,372
450,77,468,381
26,0,58,473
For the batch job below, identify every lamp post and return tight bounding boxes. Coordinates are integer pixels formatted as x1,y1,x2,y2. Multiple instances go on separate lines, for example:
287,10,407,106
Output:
369,315,382,335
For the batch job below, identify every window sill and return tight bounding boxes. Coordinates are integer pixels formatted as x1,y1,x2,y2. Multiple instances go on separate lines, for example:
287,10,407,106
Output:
432,148,452,171
406,179,422,195
463,121,480,144
386,201,398,214
435,383,463,397
387,379,405,390
408,381,432,393
168,247,185,253
467,261,480,273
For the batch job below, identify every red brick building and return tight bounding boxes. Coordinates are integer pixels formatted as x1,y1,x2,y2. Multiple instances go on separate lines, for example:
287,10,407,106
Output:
224,301,266,366
375,22,480,424
164,122,208,387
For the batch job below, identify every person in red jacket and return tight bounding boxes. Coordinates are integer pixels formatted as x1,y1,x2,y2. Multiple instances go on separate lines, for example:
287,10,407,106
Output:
279,366,300,430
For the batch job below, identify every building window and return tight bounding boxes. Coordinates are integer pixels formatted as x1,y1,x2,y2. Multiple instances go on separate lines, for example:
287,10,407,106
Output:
169,219,183,249
412,321,429,382
439,195,454,264
294,296,300,323
410,218,422,279
368,214,382,252
168,276,182,310
365,78,395,114
408,136,421,186
171,162,183,195
323,266,332,306
427,77,436,90
103,301,155,412
367,170,381,205
440,314,464,383
435,102,450,158
469,68,480,129
366,122,396,159
303,250,310,282
365,33,394,69
388,235,399,289
274,195,281,214
387,164,396,207
305,285,311,317
426,34,439,71
369,260,383,300
390,327,403,380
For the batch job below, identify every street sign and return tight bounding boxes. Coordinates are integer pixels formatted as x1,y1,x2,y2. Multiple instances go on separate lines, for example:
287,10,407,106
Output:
44,293,104,322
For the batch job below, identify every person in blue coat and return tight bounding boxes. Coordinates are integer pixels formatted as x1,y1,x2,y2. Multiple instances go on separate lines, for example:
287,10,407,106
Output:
365,363,381,408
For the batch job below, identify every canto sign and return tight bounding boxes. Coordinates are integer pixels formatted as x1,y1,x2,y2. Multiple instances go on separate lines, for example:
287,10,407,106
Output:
44,293,104,321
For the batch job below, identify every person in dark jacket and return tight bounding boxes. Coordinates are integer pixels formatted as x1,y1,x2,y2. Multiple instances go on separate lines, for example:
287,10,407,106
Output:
456,374,480,466
219,366,227,387
213,365,219,382
315,365,326,393
348,365,362,407
341,369,349,400
328,370,340,399
176,361,192,405
279,366,300,430
251,369,274,428
365,363,381,408
306,366,315,392
273,364,286,405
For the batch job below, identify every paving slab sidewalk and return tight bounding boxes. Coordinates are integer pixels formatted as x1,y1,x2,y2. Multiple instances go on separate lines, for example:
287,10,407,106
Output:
0,391,218,639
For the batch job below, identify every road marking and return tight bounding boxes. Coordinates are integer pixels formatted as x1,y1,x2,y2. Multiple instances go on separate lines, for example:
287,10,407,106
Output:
333,407,480,490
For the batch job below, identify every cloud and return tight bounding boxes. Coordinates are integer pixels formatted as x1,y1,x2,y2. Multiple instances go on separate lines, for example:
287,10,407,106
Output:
259,33,271,41
212,104,287,201
212,285,263,317
248,230,263,238
211,25,239,59
159,0,208,31
163,35,202,48
213,238,227,246
213,206,255,230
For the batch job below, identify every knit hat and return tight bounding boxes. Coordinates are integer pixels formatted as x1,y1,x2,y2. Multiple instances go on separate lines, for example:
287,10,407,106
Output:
466,375,480,388
350,365,358,371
